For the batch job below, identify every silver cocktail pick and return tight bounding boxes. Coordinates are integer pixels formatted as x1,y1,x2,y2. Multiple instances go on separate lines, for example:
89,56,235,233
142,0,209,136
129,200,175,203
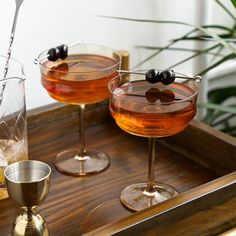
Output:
33,39,83,65
118,69,202,82
3,0,24,79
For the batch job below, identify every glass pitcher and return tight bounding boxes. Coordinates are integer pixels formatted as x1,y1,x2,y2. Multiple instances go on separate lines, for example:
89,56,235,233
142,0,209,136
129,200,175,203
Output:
0,56,28,200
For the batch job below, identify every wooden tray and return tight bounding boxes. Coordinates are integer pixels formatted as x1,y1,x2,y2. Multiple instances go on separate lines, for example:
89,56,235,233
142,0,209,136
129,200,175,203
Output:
0,101,236,236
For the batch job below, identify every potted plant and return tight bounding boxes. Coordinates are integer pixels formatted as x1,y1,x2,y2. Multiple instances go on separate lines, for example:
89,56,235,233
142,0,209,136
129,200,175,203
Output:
105,0,236,136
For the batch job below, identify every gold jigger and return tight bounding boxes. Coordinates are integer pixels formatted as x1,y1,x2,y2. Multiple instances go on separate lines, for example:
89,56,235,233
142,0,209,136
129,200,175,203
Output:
4,160,51,236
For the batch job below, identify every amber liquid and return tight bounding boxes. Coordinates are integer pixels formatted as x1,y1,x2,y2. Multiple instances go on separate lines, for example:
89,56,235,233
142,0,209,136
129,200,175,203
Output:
42,54,119,104
110,81,197,137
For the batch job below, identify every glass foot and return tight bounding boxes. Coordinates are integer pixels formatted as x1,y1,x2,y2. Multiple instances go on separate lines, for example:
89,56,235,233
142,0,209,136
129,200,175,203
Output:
120,182,179,212
54,148,110,176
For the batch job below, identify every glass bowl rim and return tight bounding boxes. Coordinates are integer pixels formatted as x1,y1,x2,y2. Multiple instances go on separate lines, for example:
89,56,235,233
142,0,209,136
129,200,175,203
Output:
108,72,200,105
37,42,121,74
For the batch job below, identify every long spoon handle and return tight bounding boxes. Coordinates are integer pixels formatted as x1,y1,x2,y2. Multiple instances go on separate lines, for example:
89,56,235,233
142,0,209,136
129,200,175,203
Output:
3,0,24,79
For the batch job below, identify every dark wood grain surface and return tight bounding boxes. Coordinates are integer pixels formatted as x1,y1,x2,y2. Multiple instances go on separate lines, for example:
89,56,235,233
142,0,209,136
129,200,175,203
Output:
87,172,236,236
0,102,235,236
160,119,236,176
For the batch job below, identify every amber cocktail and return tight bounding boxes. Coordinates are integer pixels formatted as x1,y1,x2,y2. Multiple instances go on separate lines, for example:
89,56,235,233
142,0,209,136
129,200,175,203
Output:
110,80,197,137
42,54,118,105
38,43,121,176
109,73,200,211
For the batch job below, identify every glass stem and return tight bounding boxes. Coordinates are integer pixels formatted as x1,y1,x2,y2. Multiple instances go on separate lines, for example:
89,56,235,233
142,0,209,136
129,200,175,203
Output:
147,138,156,193
78,104,86,156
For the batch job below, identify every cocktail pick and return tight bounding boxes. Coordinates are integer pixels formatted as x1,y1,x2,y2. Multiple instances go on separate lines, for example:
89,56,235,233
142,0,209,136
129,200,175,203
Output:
3,0,24,79
118,69,202,85
34,40,83,64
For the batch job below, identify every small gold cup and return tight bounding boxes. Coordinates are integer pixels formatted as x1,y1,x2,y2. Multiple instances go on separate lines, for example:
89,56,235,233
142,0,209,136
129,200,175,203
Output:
4,160,51,236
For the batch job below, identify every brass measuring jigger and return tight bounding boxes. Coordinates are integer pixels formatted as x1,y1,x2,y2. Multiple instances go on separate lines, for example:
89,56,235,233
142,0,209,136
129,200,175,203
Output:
4,160,51,236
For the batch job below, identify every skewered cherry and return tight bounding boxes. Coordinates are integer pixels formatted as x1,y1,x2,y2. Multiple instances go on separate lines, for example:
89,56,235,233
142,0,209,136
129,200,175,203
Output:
47,44,68,61
159,70,175,85
145,69,159,84
57,44,68,60
145,69,175,85
47,48,60,62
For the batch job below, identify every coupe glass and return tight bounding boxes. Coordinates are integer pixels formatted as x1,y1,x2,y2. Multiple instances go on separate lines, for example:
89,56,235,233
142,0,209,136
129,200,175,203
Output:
109,73,200,211
37,43,121,176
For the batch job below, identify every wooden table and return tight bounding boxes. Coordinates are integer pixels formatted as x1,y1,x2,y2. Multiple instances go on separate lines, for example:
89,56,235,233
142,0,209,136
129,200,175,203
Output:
0,102,236,236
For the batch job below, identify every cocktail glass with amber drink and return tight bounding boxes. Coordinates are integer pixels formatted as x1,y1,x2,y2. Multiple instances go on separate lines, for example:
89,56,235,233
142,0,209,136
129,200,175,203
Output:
109,71,200,211
37,43,121,176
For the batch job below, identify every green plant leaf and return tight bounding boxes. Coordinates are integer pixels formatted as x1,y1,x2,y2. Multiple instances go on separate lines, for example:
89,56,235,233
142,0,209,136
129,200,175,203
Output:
201,87,236,124
212,112,236,126
175,34,236,41
208,86,236,104
131,30,198,69
100,16,236,54
171,25,233,43
204,105,236,126
198,53,236,75
220,126,236,136
231,0,236,8
200,24,232,32
101,15,236,70
132,41,172,69
216,0,236,20
199,102,236,126
135,45,225,57
166,44,220,70
210,45,224,63
198,103,236,114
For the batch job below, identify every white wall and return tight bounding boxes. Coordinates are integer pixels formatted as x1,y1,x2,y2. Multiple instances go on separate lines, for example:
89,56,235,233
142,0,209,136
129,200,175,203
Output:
0,0,233,110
